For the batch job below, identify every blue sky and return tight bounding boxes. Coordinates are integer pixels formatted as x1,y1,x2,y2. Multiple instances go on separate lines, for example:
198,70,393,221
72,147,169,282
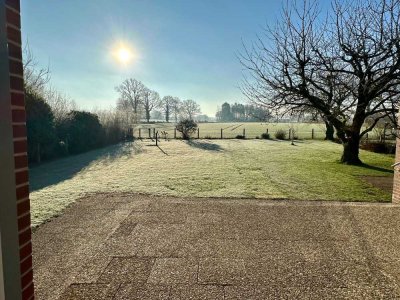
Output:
22,0,288,116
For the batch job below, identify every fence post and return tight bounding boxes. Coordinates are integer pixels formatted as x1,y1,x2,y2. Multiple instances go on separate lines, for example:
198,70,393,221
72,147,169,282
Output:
311,128,314,139
221,128,223,139
197,128,200,139
139,128,141,139
174,128,177,139
148,128,151,138
153,128,156,139
243,128,246,138
156,131,158,146
267,128,268,134
288,129,291,140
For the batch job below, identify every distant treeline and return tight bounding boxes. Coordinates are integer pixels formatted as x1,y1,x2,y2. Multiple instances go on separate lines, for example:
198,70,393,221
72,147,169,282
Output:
25,87,130,164
215,102,271,122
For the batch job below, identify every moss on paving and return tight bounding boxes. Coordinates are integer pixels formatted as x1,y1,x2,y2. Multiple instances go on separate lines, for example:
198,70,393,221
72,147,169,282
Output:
29,140,394,227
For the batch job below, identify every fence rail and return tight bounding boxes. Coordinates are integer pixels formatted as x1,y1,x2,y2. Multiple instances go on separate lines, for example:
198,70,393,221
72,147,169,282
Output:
134,124,394,141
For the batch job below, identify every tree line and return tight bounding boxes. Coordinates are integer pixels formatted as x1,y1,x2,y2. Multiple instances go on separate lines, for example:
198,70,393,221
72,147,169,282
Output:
241,0,400,164
23,48,204,164
115,78,202,123
215,102,271,122
24,48,133,164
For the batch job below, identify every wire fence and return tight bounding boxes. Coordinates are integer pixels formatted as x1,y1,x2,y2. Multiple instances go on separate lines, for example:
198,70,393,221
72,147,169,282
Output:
133,122,394,141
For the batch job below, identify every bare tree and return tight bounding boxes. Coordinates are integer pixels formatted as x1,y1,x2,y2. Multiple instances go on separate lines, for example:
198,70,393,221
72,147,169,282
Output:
181,99,201,120
23,43,50,93
115,78,145,115
142,88,161,123
116,98,138,129
162,95,175,122
44,87,77,123
241,0,400,164
171,97,182,123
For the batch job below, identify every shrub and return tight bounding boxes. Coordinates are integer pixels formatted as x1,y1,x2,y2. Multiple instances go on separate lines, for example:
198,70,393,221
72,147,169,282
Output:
255,136,260,139
25,88,57,163
261,132,270,139
58,110,104,154
176,119,198,140
236,135,245,139
274,129,286,140
360,142,396,154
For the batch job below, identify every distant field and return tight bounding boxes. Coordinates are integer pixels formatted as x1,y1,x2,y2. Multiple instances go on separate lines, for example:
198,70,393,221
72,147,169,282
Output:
135,122,382,140
135,122,327,139
29,139,394,227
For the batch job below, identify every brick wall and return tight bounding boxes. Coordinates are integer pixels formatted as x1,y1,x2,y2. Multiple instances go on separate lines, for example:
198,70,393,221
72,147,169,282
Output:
393,135,400,204
4,0,35,298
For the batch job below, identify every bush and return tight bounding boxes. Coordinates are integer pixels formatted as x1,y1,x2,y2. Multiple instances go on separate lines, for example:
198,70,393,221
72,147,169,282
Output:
176,119,198,140
236,135,245,139
360,142,396,154
58,110,104,154
25,88,57,163
261,132,270,139
274,129,286,140
255,136,260,139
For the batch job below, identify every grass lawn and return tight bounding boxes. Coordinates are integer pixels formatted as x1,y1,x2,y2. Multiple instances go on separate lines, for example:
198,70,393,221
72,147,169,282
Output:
29,139,394,227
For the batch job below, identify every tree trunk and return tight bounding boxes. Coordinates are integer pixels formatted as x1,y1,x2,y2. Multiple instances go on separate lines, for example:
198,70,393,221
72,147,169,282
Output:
146,110,150,123
165,109,169,123
341,133,362,165
324,121,334,141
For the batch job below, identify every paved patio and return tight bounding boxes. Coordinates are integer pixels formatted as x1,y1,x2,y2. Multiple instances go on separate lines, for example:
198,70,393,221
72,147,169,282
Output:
33,194,400,299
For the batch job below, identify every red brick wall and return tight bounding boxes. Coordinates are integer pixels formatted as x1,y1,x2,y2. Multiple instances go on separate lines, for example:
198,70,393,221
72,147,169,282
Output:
5,0,35,298
393,135,400,204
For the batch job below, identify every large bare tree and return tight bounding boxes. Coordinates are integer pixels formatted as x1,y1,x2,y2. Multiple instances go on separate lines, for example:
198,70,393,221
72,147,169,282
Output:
115,78,145,115
181,99,201,120
241,0,400,164
162,95,175,122
142,88,160,123
171,97,182,122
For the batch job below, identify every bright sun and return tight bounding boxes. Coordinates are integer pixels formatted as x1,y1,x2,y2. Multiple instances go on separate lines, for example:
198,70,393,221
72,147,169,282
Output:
117,47,131,63
112,43,134,65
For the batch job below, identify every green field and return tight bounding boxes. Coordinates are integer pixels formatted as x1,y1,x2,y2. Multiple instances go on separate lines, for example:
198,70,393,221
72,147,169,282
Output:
29,139,394,227
135,122,327,139
135,122,383,140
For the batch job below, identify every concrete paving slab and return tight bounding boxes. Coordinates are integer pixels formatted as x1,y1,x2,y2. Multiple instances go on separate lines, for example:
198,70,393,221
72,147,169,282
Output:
114,284,170,300
198,258,246,285
98,257,155,284
147,258,198,284
58,283,119,300
169,284,224,300
31,194,400,299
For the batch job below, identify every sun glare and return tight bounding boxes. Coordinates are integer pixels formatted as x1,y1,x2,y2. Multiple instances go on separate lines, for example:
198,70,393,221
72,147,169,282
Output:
117,47,131,63
112,43,134,65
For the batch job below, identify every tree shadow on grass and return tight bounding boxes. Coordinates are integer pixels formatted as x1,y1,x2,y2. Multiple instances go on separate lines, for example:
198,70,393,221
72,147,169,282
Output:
186,140,224,151
357,163,394,174
29,142,141,192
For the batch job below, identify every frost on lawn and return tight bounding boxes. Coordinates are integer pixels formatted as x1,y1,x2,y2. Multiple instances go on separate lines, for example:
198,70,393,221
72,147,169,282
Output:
29,140,392,227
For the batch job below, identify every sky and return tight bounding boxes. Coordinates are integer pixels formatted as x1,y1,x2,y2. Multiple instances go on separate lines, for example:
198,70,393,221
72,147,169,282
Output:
22,0,289,116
